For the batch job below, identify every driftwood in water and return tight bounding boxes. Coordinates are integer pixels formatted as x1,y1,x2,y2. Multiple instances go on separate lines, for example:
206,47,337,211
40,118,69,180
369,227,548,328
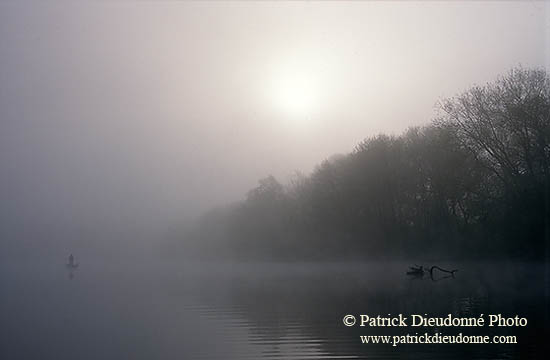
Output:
406,264,458,277
428,265,458,276
407,264,424,275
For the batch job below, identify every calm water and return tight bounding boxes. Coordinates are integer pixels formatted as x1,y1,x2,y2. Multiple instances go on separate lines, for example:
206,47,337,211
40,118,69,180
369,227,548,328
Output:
1,260,548,359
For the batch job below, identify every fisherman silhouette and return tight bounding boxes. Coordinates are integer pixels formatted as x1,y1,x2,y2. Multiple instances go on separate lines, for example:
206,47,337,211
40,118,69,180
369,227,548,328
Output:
67,253,78,268
66,253,78,279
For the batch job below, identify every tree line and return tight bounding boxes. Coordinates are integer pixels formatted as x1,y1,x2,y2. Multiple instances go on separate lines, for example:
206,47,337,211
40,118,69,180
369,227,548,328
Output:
184,68,550,260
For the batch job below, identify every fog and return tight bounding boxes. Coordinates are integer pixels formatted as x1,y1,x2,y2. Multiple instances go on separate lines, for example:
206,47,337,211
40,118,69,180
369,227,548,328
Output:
1,1,548,259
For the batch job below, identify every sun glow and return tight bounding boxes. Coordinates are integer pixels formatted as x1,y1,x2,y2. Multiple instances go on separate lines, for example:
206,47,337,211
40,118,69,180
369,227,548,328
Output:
269,64,319,121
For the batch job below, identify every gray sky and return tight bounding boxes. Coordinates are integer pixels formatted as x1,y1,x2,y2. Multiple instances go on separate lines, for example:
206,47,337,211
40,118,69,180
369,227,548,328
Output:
1,1,548,240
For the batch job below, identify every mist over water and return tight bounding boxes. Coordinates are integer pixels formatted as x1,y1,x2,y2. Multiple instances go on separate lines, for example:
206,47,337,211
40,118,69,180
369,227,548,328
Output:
1,260,547,359
1,2,549,360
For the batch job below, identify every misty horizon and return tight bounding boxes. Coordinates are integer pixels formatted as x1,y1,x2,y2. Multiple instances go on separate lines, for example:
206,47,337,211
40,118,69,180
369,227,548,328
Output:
2,2,548,241
1,2,549,360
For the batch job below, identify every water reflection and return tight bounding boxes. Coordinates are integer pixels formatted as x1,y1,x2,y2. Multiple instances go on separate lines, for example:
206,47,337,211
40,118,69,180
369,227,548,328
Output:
179,262,548,360
1,261,547,359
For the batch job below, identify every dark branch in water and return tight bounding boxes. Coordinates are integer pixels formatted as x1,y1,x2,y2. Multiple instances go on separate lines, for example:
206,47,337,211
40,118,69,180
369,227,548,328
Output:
406,265,458,278
429,265,458,276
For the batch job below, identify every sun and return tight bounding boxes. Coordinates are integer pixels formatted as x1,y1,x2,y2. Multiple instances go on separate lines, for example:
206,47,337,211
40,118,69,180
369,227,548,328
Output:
270,66,318,121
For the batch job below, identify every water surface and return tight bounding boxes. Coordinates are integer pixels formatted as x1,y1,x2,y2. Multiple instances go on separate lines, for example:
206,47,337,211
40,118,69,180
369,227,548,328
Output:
1,260,548,359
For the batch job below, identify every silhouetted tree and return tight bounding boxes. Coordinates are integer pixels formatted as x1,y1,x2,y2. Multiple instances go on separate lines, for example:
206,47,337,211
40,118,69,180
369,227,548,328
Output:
185,67,549,260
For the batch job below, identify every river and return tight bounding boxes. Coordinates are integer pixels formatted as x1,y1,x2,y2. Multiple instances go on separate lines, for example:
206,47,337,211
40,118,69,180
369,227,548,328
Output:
1,260,548,359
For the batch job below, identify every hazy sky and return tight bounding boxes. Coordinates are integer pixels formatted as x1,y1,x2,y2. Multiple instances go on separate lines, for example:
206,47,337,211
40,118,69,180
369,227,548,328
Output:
1,1,548,240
